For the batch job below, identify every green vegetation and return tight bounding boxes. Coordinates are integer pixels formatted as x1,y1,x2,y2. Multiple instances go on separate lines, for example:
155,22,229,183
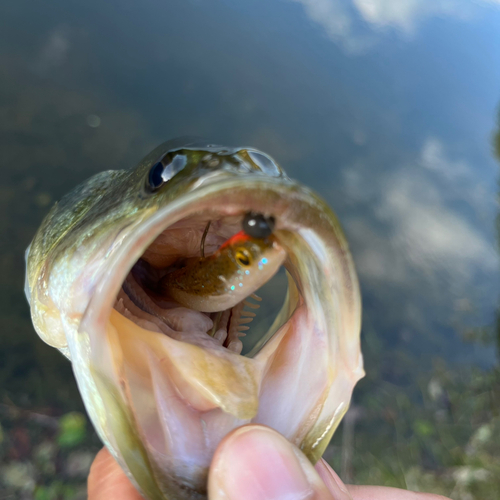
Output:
0,405,100,499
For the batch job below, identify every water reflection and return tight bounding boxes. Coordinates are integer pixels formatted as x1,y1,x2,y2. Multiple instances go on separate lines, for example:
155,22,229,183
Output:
342,134,498,365
291,0,500,52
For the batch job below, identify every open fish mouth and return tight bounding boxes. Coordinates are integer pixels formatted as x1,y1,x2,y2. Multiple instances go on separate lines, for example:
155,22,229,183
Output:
82,182,362,497
118,214,282,358
26,144,364,500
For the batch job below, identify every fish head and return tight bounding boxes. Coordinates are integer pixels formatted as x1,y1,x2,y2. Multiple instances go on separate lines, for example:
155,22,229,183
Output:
25,139,364,500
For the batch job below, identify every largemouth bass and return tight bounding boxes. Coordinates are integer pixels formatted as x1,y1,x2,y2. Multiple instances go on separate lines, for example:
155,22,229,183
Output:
25,140,364,500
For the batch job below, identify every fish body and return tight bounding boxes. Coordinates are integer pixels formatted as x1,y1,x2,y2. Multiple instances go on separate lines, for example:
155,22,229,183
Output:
25,140,364,499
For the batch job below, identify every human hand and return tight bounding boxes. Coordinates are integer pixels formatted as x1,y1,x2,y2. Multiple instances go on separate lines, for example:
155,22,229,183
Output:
88,425,451,500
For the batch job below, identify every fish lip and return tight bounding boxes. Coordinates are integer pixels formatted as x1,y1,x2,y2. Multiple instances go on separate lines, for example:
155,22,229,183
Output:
24,243,32,303
78,173,363,476
80,175,299,337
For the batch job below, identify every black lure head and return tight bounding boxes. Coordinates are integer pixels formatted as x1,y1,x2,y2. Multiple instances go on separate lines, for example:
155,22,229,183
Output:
242,212,276,239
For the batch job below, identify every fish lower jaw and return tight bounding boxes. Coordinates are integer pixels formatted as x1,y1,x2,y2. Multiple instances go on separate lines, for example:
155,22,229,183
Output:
88,215,312,494
94,301,321,495
93,231,330,496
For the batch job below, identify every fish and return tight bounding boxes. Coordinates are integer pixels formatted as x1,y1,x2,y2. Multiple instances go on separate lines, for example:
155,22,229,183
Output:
25,139,364,500
159,229,286,313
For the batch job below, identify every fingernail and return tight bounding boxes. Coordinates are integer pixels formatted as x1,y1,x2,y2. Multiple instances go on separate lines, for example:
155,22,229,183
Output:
212,426,313,500
315,459,353,500
328,469,350,496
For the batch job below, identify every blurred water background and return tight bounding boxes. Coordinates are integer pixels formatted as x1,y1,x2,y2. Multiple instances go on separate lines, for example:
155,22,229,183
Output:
1,0,500,498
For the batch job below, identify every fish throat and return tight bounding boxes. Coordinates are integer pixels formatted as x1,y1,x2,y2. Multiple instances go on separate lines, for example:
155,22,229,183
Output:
115,212,290,357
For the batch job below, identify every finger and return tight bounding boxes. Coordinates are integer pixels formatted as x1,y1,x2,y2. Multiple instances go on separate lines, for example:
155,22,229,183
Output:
88,447,144,500
315,459,451,500
347,485,451,500
208,424,352,500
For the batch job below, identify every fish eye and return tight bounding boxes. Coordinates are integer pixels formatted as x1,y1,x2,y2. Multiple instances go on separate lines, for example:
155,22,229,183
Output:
146,154,187,192
148,162,164,190
242,212,275,238
235,248,252,267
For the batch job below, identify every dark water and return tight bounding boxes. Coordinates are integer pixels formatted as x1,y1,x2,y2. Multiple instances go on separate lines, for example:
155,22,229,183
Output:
1,0,500,498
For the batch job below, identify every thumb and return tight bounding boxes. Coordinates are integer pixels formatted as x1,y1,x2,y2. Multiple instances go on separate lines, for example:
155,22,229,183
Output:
208,424,352,500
